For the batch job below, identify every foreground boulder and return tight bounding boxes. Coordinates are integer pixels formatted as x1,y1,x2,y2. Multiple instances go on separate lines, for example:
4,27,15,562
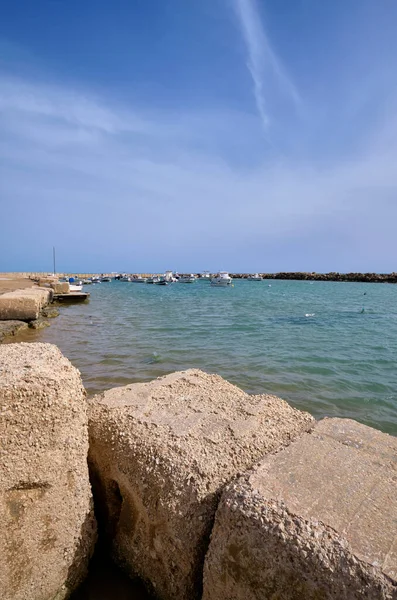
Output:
203,418,397,600
0,343,97,600
88,369,314,600
0,287,52,321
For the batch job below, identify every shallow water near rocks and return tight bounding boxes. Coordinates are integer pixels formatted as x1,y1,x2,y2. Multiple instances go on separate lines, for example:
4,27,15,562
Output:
23,278,397,435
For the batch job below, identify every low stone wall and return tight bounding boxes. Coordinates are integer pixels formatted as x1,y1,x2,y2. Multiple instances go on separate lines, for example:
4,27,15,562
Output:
0,343,97,600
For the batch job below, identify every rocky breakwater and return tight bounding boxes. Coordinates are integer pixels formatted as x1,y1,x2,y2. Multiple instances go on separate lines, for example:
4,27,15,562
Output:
203,418,397,600
0,279,65,341
0,343,97,600
233,272,397,283
87,369,314,600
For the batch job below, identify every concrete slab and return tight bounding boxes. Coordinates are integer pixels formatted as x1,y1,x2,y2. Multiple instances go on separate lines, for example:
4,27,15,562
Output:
203,418,397,600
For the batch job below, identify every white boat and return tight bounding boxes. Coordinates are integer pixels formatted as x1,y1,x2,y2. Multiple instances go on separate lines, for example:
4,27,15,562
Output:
200,271,211,279
69,284,83,292
130,276,147,283
247,273,263,281
164,270,177,282
119,276,131,282
178,274,196,283
211,271,232,286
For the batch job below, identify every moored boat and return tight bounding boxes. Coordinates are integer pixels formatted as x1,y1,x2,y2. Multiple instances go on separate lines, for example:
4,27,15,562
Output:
247,273,263,281
210,271,232,286
130,276,147,283
178,274,196,283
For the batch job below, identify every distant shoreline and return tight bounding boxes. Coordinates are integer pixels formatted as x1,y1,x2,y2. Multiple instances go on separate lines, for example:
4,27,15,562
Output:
1,272,397,284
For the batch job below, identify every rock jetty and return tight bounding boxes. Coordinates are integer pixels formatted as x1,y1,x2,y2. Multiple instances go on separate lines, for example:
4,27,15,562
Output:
232,272,397,283
1,344,396,600
0,343,97,600
203,418,397,600
88,369,314,600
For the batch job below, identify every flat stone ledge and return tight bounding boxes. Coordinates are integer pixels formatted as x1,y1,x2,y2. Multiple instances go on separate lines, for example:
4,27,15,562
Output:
88,369,314,600
203,417,397,600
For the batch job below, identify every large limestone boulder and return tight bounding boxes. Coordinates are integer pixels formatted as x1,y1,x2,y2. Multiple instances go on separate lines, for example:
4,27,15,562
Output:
88,369,314,600
0,343,97,600
0,287,52,321
203,418,397,600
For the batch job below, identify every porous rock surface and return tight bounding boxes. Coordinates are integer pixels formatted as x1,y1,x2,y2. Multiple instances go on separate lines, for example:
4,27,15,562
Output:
0,343,97,600
203,418,397,600
0,287,52,321
88,369,314,600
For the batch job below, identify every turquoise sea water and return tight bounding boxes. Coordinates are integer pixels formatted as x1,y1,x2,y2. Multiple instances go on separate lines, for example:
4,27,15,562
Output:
33,279,397,435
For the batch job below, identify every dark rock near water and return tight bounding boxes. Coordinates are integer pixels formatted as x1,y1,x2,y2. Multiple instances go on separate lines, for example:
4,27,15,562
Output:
28,317,50,330
0,320,28,342
41,306,60,318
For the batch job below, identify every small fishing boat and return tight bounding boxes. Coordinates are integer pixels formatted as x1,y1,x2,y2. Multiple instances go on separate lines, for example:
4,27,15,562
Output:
210,271,232,286
130,276,147,283
247,273,263,281
178,274,196,283
119,276,131,282
100,276,111,282
154,278,168,285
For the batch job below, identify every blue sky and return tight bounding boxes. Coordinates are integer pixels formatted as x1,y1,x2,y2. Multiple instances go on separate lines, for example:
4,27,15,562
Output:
1,0,397,272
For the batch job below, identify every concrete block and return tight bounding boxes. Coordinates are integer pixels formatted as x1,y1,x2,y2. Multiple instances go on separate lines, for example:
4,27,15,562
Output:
50,282,70,294
0,288,52,321
0,343,97,600
203,418,397,600
88,369,314,600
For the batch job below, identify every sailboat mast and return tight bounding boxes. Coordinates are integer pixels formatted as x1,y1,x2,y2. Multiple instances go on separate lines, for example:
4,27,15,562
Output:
53,246,56,275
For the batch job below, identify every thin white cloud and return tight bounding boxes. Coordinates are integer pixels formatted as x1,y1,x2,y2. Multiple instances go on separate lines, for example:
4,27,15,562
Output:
1,75,397,271
233,0,301,128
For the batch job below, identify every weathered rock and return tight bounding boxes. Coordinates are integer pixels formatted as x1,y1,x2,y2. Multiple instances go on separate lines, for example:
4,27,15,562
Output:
0,343,97,600
0,288,52,321
0,321,28,343
203,418,397,600
88,369,314,600
28,317,50,330
42,306,60,319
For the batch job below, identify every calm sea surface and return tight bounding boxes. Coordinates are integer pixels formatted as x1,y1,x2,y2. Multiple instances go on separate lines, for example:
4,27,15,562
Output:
26,279,397,435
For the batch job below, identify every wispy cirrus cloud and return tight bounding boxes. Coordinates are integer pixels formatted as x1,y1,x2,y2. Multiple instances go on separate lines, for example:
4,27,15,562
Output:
1,74,397,272
233,0,301,129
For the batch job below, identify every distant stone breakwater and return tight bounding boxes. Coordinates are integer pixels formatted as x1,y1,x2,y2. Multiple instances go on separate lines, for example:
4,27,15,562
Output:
1,271,397,283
